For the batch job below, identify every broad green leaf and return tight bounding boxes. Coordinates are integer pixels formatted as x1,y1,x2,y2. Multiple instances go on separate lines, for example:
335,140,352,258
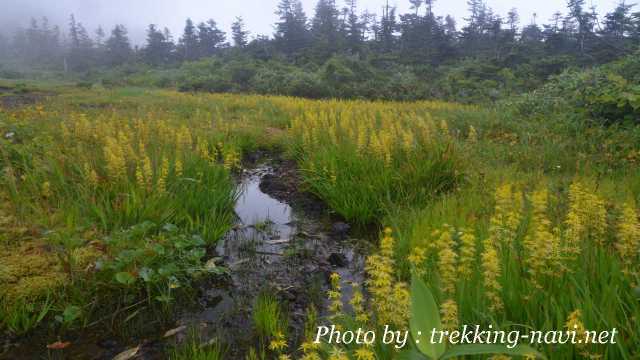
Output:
62,305,81,323
115,272,136,285
440,344,547,360
410,277,446,360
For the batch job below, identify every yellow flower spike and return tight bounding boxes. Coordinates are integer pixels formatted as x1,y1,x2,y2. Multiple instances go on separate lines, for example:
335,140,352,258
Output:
408,246,426,268
481,242,503,313
564,181,608,258
269,334,288,352
196,138,210,160
141,155,153,190
468,125,478,143
84,163,98,188
103,137,127,182
616,203,640,276
391,282,410,325
490,183,522,247
328,273,343,317
565,309,587,344
301,353,322,360
329,272,341,285
175,158,183,178
354,347,376,360
157,157,169,193
328,347,348,360
41,181,51,198
383,227,393,236
458,230,476,280
299,341,319,354
135,163,145,189
439,119,450,137
437,231,458,297
175,125,193,152
351,284,369,323
524,188,562,286
365,228,410,328
440,299,459,332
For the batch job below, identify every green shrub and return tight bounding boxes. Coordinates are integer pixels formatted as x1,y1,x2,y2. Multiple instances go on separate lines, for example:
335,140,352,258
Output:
511,51,640,125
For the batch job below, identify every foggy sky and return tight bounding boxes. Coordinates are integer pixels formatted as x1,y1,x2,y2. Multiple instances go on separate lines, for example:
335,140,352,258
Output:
0,0,619,45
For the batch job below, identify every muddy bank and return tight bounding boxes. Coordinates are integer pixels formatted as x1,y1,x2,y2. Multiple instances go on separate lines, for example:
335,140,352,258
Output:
0,86,54,109
171,156,372,358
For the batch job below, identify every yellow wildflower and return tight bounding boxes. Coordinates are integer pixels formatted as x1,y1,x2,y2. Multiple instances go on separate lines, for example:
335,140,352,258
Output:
141,154,153,190
301,353,322,360
408,246,426,268
269,332,288,352
354,347,375,360
175,125,192,152
157,156,169,193
490,183,522,246
481,243,503,312
299,341,319,354
84,163,98,188
135,163,145,189
468,125,478,143
437,230,458,296
564,181,607,258
350,283,369,323
328,347,348,360
524,188,562,285
616,203,639,275
440,299,459,332
565,310,587,344
365,228,409,328
458,229,476,280
328,273,343,317
104,137,127,181
175,158,183,178
41,181,51,198
439,119,450,138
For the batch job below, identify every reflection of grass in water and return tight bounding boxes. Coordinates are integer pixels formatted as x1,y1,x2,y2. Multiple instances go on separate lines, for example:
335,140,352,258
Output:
253,219,274,233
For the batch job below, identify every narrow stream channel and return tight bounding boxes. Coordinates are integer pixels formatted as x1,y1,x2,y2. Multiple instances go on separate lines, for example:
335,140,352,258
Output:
2,160,370,359
172,161,370,358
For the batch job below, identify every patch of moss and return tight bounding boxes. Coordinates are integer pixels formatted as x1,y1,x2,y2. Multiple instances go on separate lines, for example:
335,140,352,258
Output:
0,241,67,304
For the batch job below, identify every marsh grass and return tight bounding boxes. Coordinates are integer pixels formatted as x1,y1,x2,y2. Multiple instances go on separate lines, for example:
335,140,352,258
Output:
169,332,225,360
1,85,638,358
252,292,287,340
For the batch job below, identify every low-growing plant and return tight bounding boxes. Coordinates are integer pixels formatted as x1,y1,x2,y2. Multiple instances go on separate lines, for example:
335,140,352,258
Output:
252,292,286,340
97,222,225,305
1,297,53,335
169,334,225,360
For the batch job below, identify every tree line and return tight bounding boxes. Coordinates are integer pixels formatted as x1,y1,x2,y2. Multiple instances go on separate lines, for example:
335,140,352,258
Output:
1,0,639,100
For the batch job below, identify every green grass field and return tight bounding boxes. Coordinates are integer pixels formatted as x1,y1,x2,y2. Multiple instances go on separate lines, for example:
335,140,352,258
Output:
1,83,639,359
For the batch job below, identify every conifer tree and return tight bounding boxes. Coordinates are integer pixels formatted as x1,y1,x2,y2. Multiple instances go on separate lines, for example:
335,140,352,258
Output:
232,16,249,47
105,24,132,66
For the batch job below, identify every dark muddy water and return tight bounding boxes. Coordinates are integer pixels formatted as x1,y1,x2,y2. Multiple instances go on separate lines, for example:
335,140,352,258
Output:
175,163,370,358
2,161,371,359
